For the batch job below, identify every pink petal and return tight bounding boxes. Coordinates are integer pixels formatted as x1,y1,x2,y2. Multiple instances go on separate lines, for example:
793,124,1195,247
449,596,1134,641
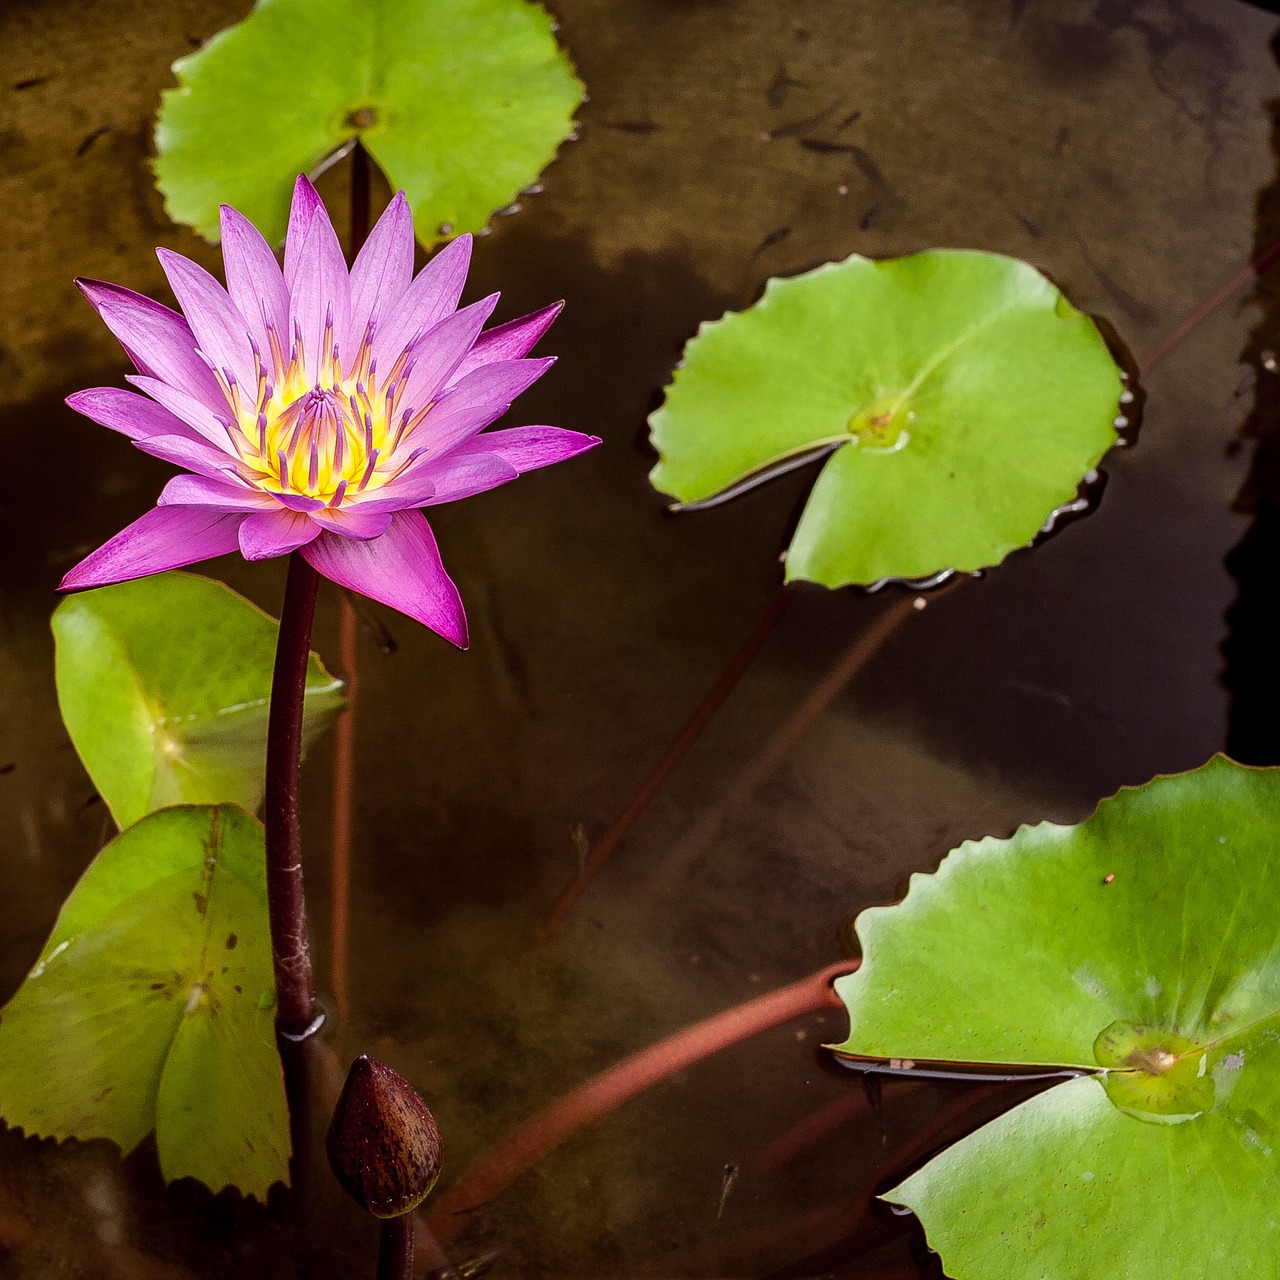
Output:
219,205,291,353
59,506,243,591
133,433,238,479
439,356,555,415
301,510,467,648
345,191,414,353
238,508,321,561
371,234,473,373
452,302,562,382
309,506,394,539
404,397,510,462
127,374,236,450
271,491,326,513
156,249,256,391
76,279,224,411
396,294,499,413
67,387,196,442
451,425,601,473
355,453,518,513
288,195,351,384
158,474,274,511
284,175,324,290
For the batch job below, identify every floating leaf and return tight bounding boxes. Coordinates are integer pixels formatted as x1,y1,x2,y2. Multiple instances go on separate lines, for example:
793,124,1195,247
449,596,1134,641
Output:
154,0,583,244
832,756,1280,1279
53,571,343,830
650,250,1124,587
0,805,288,1198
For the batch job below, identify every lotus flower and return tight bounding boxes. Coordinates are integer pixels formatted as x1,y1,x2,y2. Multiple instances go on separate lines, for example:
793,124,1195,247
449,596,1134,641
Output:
61,176,598,647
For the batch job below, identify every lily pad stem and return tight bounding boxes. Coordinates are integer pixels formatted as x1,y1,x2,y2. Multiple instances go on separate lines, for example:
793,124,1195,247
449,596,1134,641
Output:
265,551,322,1037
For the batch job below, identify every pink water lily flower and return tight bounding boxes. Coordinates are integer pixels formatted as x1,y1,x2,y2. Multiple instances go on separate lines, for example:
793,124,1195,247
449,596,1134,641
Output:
62,175,598,647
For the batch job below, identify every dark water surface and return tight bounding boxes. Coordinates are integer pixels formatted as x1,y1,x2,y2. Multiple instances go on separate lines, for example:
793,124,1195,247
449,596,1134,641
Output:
3,0,1279,1275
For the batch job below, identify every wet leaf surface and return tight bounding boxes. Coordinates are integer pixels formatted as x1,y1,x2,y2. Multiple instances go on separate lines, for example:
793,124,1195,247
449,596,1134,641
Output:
154,0,583,244
650,250,1124,587
833,755,1280,1278
53,571,343,830
0,805,288,1199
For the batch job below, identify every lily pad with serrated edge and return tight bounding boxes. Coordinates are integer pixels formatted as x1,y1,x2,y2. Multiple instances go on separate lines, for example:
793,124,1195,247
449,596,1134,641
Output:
53,571,344,830
649,250,1126,588
831,755,1280,1280
154,0,583,245
0,805,288,1198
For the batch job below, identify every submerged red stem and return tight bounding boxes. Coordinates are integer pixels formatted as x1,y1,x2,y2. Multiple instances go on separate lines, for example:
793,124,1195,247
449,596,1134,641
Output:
534,583,798,945
425,959,855,1244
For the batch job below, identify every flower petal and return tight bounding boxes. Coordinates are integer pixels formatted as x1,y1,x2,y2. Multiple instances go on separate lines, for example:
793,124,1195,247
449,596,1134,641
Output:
159,474,275,511
451,301,562,382
301,510,468,648
309,506,394,539
133,433,239,479
238,508,322,561
67,387,196,442
60,506,243,591
284,175,324,290
403,397,510,462
440,357,555,415
371,234,473,373
156,249,257,392
288,193,351,384
396,294,499,413
451,425,601,473
219,204,291,353
127,374,236,450
355,453,518,513
76,279,224,411
345,190,414,353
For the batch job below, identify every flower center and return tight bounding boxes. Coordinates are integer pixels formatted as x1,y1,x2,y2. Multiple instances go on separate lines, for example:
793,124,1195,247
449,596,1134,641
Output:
212,312,431,505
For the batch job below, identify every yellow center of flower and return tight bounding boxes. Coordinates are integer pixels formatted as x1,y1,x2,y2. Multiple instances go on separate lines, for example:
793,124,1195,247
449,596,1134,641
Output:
212,314,429,505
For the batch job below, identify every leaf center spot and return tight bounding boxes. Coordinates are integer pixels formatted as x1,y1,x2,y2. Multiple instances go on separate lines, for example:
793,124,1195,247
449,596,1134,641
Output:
848,396,913,453
345,105,379,130
1093,1021,1214,1125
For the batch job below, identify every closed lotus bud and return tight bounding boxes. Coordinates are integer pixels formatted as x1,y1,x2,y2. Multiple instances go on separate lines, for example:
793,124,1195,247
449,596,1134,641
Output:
327,1055,443,1218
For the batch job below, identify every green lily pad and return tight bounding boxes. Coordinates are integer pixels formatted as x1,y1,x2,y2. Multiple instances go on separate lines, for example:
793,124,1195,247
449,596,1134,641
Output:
154,0,583,245
0,805,288,1198
649,250,1125,588
832,755,1280,1279
53,571,344,830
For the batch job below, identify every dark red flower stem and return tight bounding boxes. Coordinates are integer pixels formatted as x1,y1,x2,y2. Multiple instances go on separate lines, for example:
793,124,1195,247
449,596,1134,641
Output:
331,142,373,1023
265,551,322,1037
377,1217,414,1280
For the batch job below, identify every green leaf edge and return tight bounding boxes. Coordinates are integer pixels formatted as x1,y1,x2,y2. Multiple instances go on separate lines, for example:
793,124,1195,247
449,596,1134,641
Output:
648,249,1123,590
51,570,345,830
0,803,289,1201
152,0,585,245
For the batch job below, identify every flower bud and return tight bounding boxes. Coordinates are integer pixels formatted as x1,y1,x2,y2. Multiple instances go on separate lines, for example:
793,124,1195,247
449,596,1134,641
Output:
327,1055,443,1218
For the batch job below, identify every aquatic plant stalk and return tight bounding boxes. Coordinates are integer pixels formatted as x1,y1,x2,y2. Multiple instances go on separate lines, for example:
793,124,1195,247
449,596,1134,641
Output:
265,552,322,1034
535,582,798,944
331,143,372,1023
425,959,855,1244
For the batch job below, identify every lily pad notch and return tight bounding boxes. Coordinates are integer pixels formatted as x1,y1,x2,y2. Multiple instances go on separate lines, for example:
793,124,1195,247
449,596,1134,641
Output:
650,249,1130,589
154,0,585,245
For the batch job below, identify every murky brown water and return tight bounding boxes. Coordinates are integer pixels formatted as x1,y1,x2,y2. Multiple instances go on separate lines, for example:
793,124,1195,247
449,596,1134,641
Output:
3,0,1279,1275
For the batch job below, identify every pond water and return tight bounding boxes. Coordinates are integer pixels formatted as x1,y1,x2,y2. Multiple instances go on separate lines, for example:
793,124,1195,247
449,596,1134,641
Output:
3,0,1280,1275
